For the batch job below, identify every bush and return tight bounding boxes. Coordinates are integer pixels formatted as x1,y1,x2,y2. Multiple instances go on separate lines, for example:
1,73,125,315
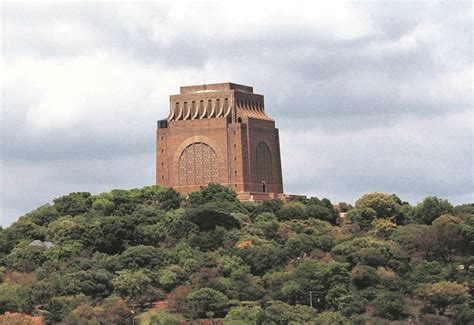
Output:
188,183,238,205
414,197,454,225
186,287,229,318
417,281,470,316
256,301,317,325
150,310,184,325
355,192,403,222
350,265,379,289
225,305,260,324
373,291,407,320
276,203,307,221
118,245,166,271
347,208,376,230
186,202,241,231
313,311,349,325
53,192,93,216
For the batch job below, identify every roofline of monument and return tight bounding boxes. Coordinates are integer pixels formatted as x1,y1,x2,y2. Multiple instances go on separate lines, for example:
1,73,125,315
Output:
179,82,254,95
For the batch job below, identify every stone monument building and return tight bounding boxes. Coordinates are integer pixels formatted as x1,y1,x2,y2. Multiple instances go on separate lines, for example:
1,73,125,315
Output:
156,82,283,201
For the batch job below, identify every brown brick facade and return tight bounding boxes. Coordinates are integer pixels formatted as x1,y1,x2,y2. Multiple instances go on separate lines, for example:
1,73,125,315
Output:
156,83,283,200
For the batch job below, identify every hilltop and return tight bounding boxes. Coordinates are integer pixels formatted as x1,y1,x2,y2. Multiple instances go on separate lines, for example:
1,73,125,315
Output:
0,184,473,324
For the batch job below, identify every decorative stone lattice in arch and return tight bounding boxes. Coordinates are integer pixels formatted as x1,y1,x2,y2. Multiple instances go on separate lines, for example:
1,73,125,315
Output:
179,142,218,186
256,142,273,183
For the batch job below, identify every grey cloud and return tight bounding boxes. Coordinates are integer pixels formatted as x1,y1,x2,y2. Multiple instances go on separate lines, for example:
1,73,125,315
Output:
280,113,473,205
1,153,154,226
1,87,161,161
1,2,472,227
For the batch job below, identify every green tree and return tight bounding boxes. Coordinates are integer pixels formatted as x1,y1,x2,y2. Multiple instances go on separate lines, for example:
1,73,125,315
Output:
331,237,391,267
62,303,101,324
91,193,115,216
228,269,264,301
83,216,139,254
53,192,93,216
0,282,21,313
48,216,84,244
186,287,229,318
373,291,407,320
150,310,184,325
101,295,132,325
137,185,181,211
460,215,474,255
411,261,445,284
256,301,317,325
158,265,186,291
276,203,306,221
313,311,349,325
112,270,157,307
336,294,367,317
347,208,376,230
45,295,90,323
60,269,113,299
393,217,463,263
453,304,474,325
454,203,474,217
21,204,59,226
285,233,319,259
225,305,261,324
370,218,397,239
431,215,463,263
1,221,47,254
118,245,167,271
306,204,337,224
279,280,304,305
5,245,48,272
355,192,403,222
414,196,454,225
237,240,287,275
418,281,470,315
17,280,54,313
350,265,379,290
292,260,350,308
186,202,241,231
188,183,238,205
392,224,435,258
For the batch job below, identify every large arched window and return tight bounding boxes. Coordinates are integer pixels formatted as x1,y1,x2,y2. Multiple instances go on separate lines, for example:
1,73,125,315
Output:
179,142,218,186
256,142,273,184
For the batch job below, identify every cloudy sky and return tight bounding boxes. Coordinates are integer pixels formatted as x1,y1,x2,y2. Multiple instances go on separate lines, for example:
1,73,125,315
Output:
1,1,472,226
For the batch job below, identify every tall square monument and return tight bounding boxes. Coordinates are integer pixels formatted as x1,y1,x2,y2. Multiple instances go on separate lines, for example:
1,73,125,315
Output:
156,82,283,200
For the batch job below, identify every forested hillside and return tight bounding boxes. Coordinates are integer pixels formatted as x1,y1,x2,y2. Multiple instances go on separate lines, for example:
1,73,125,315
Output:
0,184,473,324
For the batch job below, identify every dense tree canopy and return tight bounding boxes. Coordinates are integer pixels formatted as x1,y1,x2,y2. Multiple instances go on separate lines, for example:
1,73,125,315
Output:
0,186,472,323
414,196,454,225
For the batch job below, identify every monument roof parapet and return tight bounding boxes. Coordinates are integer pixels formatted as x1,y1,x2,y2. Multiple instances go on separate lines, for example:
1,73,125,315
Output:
180,82,253,94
